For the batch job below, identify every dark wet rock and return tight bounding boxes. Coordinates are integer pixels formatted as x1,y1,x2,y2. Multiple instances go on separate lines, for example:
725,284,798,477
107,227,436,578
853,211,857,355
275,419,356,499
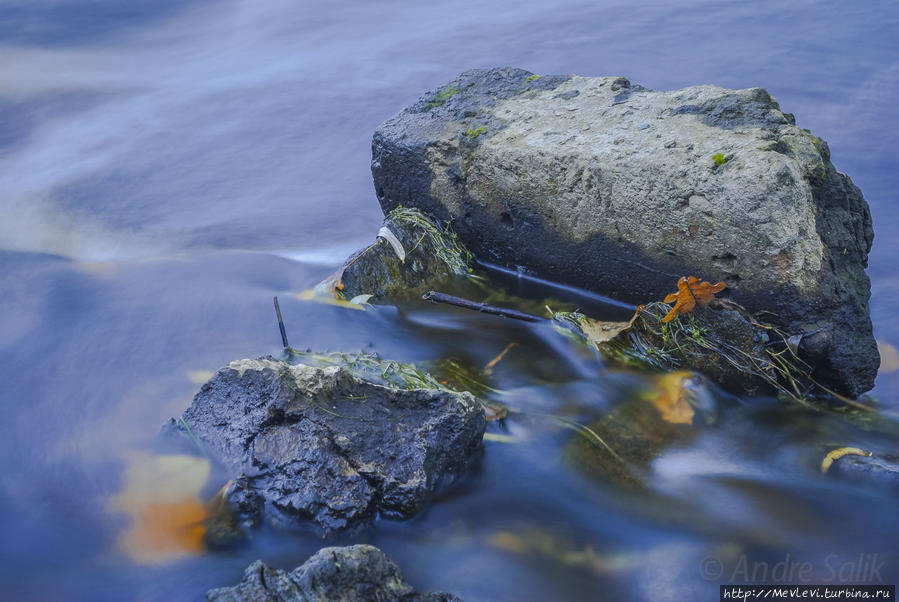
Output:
372,67,877,397
830,453,899,489
206,544,460,601
168,357,485,534
313,207,473,302
647,306,770,394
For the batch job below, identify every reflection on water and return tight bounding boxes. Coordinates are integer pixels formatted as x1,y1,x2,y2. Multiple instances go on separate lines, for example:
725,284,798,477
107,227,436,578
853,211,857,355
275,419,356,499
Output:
1,0,898,600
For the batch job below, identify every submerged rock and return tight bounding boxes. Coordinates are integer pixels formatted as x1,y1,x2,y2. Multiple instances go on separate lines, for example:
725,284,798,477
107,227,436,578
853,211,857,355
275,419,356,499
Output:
372,67,877,397
830,453,899,490
206,544,459,601
566,372,717,487
169,357,485,534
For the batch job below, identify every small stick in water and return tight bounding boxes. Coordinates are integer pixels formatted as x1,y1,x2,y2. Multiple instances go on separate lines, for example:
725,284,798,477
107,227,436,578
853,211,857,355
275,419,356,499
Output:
422,291,542,322
273,296,289,348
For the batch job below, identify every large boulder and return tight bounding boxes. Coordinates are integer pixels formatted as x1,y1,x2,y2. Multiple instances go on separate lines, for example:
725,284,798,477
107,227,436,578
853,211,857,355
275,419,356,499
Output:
207,544,459,601
371,67,877,397
169,357,485,534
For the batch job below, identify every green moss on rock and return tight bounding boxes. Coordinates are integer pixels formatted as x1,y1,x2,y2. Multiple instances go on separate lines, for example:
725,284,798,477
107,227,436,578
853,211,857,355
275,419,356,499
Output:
465,126,487,140
423,85,460,111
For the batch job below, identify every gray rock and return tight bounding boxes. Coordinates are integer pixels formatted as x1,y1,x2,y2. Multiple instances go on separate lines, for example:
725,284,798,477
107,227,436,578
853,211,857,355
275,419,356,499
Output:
206,544,460,601
170,357,485,534
371,67,877,397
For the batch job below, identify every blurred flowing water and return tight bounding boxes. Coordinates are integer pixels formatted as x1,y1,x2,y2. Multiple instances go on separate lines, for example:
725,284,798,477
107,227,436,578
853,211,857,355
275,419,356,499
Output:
1,1,898,600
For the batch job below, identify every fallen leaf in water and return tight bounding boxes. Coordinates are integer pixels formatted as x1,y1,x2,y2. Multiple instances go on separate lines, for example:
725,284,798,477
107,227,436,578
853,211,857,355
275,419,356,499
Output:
297,289,366,311
877,341,899,373
662,276,726,323
186,371,215,385
488,528,650,576
489,532,529,553
109,452,211,564
820,447,872,473
647,371,696,425
483,432,516,443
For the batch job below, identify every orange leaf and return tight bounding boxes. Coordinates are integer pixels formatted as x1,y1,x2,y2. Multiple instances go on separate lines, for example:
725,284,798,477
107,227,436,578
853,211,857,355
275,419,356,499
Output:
661,276,726,323
648,371,696,425
109,453,211,564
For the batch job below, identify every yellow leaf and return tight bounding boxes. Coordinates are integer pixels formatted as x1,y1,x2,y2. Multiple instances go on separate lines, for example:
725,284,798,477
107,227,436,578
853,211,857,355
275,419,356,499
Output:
820,447,872,473
577,305,644,347
186,371,215,385
296,289,366,311
579,319,634,344
647,371,696,425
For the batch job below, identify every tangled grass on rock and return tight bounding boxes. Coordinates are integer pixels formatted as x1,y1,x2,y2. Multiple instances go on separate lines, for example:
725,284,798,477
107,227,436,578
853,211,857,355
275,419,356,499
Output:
550,301,819,403
387,206,474,278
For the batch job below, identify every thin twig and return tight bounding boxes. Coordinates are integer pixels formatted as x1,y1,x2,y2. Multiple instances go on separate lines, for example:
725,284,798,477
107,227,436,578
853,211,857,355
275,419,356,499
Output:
273,296,289,348
422,291,543,322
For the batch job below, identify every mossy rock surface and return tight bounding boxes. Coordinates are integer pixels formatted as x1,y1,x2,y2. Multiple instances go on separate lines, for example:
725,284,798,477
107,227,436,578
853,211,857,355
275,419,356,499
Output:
317,207,473,302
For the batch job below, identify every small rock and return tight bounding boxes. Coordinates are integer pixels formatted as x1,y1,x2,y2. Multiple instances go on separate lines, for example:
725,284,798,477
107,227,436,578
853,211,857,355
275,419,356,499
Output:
830,453,899,489
168,357,485,534
206,545,460,601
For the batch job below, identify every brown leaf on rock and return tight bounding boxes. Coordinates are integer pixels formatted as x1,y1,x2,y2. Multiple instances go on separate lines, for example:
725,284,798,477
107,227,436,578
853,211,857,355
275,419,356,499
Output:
578,305,644,346
662,276,726,323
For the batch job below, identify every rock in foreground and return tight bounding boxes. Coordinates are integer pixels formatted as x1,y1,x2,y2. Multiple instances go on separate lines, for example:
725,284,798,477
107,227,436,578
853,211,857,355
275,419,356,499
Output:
372,67,877,397
207,544,459,601
171,357,485,533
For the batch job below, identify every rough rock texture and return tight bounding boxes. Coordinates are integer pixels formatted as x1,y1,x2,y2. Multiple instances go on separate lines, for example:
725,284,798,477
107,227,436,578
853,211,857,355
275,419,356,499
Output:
206,544,460,601
171,358,485,533
372,67,877,396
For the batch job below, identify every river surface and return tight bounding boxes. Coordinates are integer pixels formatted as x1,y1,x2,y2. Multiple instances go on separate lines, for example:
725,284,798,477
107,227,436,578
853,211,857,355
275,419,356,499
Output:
2,1,898,600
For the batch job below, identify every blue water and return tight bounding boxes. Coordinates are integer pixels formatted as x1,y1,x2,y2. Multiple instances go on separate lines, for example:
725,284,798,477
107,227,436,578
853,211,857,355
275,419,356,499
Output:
1,1,898,600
